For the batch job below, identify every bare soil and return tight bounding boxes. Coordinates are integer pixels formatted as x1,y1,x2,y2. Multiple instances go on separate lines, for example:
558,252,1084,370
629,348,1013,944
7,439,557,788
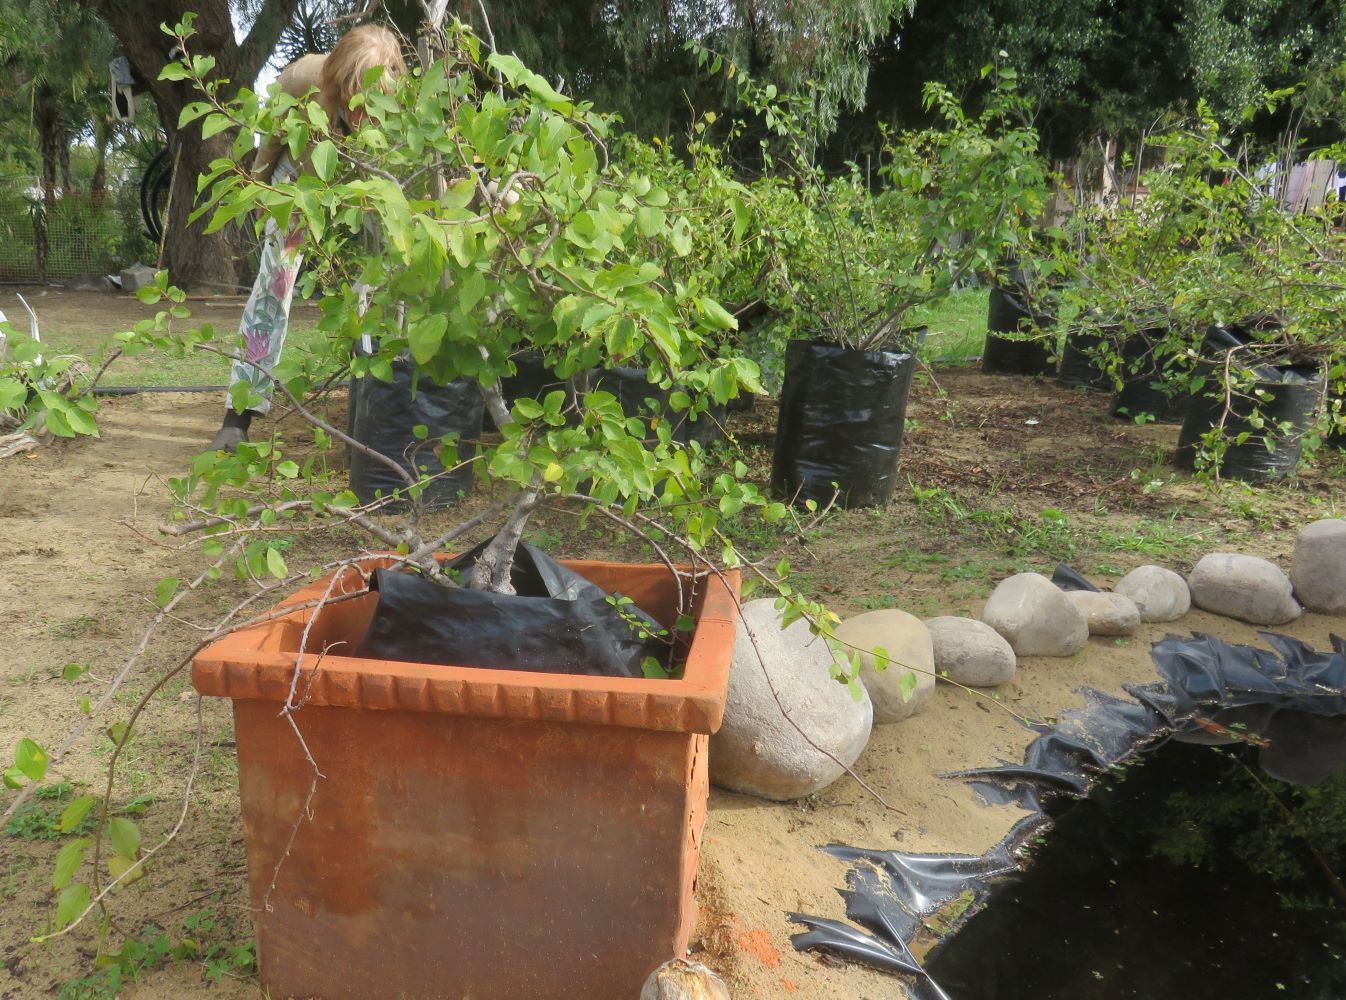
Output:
2,290,1343,999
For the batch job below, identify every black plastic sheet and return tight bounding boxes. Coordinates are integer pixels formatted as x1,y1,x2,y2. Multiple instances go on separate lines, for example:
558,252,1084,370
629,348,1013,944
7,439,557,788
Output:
1110,328,1187,423
770,338,918,508
981,286,1056,377
1174,357,1322,484
1049,563,1100,592
348,357,484,509
789,631,1346,983
354,540,666,677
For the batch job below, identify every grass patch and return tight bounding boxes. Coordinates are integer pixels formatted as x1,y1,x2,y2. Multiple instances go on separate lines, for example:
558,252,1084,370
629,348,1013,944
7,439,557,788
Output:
911,288,989,362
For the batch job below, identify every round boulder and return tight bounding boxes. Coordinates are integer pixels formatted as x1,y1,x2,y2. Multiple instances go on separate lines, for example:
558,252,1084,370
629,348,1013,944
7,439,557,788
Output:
835,609,935,723
1066,590,1141,636
926,616,1017,687
1113,565,1191,622
1291,518,1346,615
1187,552,1301,626
981,573,1089,657
710,599,873,801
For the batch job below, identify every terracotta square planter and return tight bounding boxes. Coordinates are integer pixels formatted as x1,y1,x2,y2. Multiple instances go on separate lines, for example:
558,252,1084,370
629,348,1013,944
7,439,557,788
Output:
193,558,739,1000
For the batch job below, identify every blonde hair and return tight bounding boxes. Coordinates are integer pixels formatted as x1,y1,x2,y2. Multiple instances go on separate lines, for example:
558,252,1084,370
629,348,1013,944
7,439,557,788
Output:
322,24,407,111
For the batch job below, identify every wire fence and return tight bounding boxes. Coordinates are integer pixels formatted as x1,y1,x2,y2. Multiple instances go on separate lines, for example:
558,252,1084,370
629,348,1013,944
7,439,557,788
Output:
0,172,155,283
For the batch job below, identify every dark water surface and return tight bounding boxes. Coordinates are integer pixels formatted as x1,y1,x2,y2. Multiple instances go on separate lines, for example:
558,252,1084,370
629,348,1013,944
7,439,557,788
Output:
925,741,1346,1000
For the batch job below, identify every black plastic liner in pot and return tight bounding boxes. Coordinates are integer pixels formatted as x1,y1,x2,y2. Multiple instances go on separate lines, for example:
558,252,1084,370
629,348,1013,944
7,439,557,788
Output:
1109,328,1187,423
771,338,917,509
348,357,484,509
353,540,665,677
1057,328,1114,391
981,286,1056,377
1174,358,1322,483
593,366,727,448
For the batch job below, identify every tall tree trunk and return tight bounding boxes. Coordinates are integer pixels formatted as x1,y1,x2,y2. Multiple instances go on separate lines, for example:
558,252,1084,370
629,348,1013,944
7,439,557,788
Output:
59,141,73,197
75,0,302,291
34,88,61,209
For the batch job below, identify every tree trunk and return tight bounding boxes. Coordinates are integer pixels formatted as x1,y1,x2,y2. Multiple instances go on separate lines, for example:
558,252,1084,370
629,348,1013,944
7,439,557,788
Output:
34,88,61,209
59,143,73,197
75,0,302,291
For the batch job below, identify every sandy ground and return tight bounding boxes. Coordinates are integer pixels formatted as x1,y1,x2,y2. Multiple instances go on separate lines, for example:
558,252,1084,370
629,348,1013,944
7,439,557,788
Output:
2,333,1344,998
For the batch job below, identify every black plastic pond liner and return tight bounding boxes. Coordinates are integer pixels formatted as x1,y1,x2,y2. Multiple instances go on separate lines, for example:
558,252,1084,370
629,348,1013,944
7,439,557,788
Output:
1109,328,1187,423
788,630,1346,986
1057,328,1114,391
1049,562,1100,592
981,286,1056,377
1174,359,1323,484
348,358,484,509
353,540,665,677
770,338,918,509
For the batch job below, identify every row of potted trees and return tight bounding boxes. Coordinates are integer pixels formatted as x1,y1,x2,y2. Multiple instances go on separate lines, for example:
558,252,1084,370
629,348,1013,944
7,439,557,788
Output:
991,109,1346,482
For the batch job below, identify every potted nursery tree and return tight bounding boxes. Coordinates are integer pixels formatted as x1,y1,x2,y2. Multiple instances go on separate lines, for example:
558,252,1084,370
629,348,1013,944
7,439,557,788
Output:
87,17,792,1000
700,55,1049,507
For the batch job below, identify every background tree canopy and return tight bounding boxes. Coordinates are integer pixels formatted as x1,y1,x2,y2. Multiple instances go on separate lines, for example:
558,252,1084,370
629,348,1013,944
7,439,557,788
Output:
1,0,1341,288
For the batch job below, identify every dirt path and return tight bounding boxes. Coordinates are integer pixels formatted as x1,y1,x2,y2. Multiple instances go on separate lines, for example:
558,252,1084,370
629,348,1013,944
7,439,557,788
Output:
2,377,1343,999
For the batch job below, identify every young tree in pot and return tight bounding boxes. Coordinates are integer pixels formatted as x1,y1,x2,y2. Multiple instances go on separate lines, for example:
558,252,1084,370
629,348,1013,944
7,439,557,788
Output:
705,56,1049,508
30,17,810,1000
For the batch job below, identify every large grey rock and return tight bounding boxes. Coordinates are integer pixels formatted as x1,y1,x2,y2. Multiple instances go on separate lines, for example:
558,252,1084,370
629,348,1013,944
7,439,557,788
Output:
711,599,873,801
1291,518,1346,615
835,609,935,723
981,573,1089,657
1066,590,1141,636
926,616,1017,687
1113,565,1191,622
118,263,158,293
1187,552,1301,626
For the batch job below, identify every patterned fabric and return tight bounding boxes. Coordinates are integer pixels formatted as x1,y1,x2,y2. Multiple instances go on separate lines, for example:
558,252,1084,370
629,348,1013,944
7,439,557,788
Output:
227,154,303,414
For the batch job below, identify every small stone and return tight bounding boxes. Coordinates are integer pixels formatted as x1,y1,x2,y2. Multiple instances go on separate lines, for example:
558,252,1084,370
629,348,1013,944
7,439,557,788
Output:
710,599,873,801
1291,518,1346,614
1066,591,1140,636
926,616,1017,687
640,959,731,1000
1187,552,1301,626
1113,565,1191,622
835,609,935,723
981,573,1089,657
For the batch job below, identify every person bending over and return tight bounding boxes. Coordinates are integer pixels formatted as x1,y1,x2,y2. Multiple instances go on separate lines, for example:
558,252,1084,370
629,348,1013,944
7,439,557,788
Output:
207,24,406,453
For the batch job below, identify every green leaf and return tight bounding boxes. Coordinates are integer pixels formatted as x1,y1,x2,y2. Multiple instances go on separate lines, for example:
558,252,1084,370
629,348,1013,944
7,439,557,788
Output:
52,839,88,890
15,738,49,781
61,663,89,681
275,460,300,478
107,817,141,860
153,577,180,608
55,883,91,929
407,314,448,365
899,670,918,703
200,113,234,140
58,795,97,833
3,767,24,790
310,139,337,182
108,855,144,885
265,548,288,579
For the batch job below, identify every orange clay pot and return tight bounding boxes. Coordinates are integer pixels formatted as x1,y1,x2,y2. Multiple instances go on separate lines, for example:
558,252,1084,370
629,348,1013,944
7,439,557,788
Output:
193,558,739,1000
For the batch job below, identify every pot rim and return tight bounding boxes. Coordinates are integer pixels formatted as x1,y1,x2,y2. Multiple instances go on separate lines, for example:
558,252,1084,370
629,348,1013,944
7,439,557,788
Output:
193,557,740,734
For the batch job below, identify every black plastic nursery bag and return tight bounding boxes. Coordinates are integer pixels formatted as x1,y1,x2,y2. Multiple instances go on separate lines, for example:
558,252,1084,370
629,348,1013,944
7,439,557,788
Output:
1110,328,1187,423
771,338,917,509
594,366,727,447
348,356,485,509
1057,328,1114,390
353,540,665,678
981,286,1056,377
1175,359,1322,484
